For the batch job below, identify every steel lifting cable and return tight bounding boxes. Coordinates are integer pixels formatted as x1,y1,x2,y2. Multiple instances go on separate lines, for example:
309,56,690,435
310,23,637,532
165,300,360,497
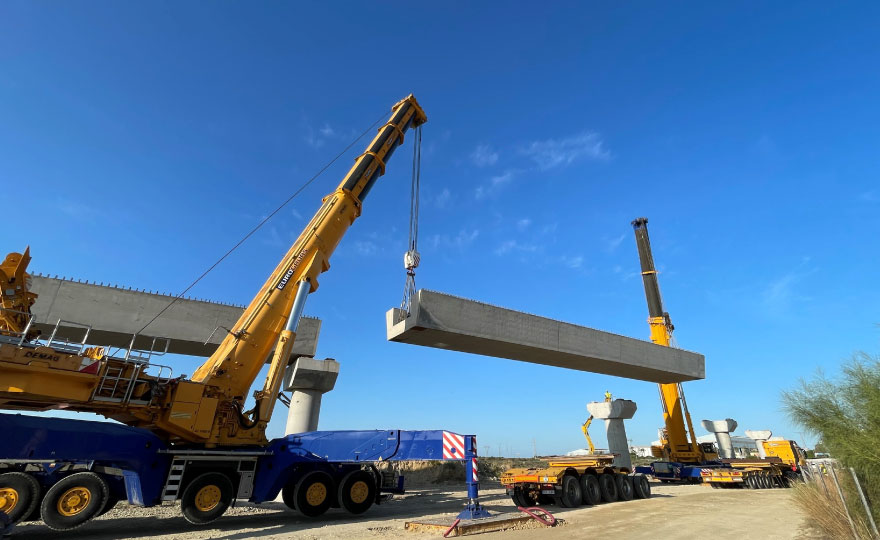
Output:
135,110,390,337
401,125,422,312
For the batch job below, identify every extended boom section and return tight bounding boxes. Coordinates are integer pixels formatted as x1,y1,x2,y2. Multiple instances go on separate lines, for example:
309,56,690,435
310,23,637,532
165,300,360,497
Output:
0,95,427,447
632,217,706,463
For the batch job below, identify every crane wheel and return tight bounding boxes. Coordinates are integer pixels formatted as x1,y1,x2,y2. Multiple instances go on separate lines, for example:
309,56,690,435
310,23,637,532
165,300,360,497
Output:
98,494,121,517
580,474,602,505
558,476,582,508
632,474,651,499
615,475,634,501
0,472,41,525
40,472,108,531
180,472,233,525
294,471,334,517
598,473,618,503
337,470,376,515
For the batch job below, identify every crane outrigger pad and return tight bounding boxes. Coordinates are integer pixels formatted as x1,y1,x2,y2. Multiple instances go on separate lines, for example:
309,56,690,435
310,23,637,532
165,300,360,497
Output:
386,290,704,383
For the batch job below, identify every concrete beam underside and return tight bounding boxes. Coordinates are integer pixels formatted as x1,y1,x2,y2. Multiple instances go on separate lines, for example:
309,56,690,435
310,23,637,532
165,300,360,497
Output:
29,276,320,358
387,290,704,383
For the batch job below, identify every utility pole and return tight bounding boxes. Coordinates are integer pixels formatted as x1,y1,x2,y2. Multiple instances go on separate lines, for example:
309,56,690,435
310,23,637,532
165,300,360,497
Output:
532,438,537,458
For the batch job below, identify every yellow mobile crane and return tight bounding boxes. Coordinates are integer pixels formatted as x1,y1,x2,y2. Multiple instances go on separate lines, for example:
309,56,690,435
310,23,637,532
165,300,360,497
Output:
630,217,717,473
0,94,427,448
631,218,804,487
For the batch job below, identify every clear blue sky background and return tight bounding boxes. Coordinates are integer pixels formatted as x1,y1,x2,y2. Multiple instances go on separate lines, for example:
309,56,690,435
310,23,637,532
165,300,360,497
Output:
2,2,878,456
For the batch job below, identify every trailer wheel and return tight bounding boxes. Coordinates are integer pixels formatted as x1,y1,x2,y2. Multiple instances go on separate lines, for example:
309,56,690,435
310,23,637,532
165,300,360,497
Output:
40,472,108,531
180,472,233,525
598,473,618,503
580,474,601,505
632,474,651,499
294,471,334,517
558,476,582,508
0,472,41,525
615,475,634,501
338,470,375,515
511,488,531,507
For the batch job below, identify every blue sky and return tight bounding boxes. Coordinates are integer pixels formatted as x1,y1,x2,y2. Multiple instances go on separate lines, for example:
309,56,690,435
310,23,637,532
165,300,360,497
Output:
2,2,879,456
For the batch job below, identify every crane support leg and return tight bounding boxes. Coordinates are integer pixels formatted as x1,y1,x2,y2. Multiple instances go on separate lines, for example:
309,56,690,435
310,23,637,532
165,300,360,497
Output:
458,436,491,519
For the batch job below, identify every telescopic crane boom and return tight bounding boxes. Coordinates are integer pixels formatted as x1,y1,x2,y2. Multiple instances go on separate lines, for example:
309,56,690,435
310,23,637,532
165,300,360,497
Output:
631,217,711,464
0,95,427,447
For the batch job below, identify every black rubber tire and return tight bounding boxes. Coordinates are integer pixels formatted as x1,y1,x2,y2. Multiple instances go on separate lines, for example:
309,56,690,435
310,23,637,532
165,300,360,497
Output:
281,478,297,510
337,470,376,515
558,476,582,508
180,472,234,525
97,495,121,517
598,473,618,503
580,474,602,505
511,488,531,508
40,472,109,531
760,474,770,489
615,475,634,501
632,475,651,499
294,471,334,517
0,472,41,525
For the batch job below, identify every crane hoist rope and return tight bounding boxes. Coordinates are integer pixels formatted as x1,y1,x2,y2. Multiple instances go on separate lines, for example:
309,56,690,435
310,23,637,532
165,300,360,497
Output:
135,110,390,337
401,125,422,313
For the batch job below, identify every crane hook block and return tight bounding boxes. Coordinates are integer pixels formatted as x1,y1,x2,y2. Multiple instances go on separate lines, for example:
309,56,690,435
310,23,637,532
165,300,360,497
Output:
404,250,420,270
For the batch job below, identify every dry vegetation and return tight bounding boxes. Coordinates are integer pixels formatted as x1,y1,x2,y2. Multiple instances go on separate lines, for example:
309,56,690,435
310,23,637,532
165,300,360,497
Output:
792,478,874,539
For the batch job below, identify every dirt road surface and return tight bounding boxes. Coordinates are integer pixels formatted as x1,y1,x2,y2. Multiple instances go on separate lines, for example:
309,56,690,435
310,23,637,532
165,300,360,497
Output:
10,482,816,540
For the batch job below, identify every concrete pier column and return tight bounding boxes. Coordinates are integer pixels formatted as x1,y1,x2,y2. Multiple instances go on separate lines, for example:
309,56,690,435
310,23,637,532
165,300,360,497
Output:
702,419,738,459
587,399,638,470
283,357,340,434
745,430,772,458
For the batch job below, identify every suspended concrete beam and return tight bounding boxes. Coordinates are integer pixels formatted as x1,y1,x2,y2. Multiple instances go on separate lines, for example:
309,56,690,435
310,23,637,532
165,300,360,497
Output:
386,290,704,383
28,275,320,359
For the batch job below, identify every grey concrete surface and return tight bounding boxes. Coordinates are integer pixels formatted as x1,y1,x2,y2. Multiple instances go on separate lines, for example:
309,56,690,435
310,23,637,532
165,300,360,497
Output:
745,430,772,459
587,399,638,469
29,275,320,359
702,419,738,459
283,357,340,434
386,290,704,383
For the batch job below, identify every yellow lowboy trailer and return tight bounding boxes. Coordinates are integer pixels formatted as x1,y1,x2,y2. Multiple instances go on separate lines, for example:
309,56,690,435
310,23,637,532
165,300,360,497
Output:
501,455,651,508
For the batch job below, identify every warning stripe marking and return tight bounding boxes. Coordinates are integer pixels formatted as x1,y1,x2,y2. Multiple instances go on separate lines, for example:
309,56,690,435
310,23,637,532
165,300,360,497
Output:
442,431,465,459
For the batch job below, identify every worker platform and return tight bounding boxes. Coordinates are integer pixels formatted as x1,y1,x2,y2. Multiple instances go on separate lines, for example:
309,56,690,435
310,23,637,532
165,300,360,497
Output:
29,275,320,358
386,290,704,383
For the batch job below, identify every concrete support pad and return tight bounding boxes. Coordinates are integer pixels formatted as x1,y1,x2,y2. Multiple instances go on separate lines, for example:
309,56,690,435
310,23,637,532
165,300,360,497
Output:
702,419,738,459
29,275,320,358
405,513,560,536
386,290,704,383
587,399,637,470
283,357,340,434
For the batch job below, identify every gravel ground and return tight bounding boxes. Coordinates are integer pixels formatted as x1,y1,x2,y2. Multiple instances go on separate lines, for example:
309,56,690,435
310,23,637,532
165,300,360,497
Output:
9,482,815,540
